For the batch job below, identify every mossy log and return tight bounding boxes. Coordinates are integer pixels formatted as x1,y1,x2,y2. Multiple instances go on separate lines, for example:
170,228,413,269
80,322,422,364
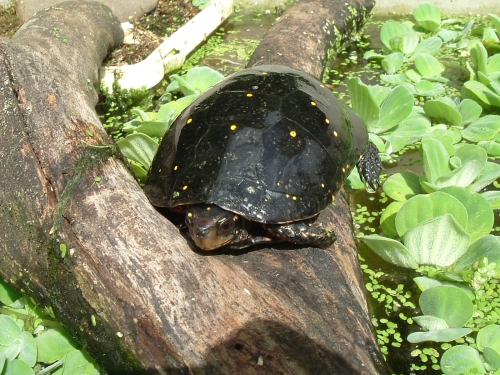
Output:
0,0,388,373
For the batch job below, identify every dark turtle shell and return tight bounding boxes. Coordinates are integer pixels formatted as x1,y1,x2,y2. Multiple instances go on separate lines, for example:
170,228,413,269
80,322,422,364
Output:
145,65,369,224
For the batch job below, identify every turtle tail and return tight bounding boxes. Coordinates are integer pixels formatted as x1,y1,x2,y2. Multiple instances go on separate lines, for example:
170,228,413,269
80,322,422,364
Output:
357,142,382,191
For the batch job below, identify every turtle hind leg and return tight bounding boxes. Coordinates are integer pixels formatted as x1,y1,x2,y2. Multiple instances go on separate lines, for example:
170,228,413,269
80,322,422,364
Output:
264,219,337,248
357,141,383,191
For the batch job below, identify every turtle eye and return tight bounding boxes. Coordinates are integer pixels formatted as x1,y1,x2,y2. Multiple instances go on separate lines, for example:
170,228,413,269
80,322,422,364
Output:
219,219,234,233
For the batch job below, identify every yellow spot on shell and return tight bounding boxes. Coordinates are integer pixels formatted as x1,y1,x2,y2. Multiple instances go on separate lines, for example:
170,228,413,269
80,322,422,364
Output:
230,124,237,131
277,182,280,186
187,118,193,124
174,165,178,171
311,101,317,106
207,206,211,210
290,130,297,137
333,130,338,137
292,196,297,200
325,118,330,124
247,93,253,97
321,183,325,188
182,185,188,190
187,212,193,217
286,194,290,198
342,167,346,173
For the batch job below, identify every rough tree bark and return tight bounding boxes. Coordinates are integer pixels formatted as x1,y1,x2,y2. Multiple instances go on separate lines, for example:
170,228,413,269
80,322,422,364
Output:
0,0,388,374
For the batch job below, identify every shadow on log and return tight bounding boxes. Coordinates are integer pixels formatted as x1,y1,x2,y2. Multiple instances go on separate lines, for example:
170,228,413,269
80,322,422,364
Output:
0,0,389,373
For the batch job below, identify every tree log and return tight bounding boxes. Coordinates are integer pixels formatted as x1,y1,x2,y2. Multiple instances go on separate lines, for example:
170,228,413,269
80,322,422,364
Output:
0,0,388,374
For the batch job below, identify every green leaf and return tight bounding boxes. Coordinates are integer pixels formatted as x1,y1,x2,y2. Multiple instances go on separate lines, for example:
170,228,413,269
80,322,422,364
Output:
388,108,431,141
437,29,460,43
440,186,493,244
420,285,473,327
382,52,404,74
395,192,468,238
483,346,500,370
413,2,441,32
457,99,482,125
456,144,487,169
434,160,483,189
167,66,224,96
35,328,78,364
455,235,500,270
421,137,453,184
423,98,462,125
373,85,414,133
17,331,37,367
470,40,489,76
408,328,472,344
477,324,500,353
440,345,486,375
380,21,412,52
487,54,500,75
482,190,500,209
413,315,448,331
380,73,408,85
184,66,224,93
469,162,500,192
358,235,418,269
379,201,402,238
414,53,444,77
401,31,420,54
490,13,500,36
413,276,475,299
116,133,159,171
347,78,379,126
0,316,21,346
413,36,443,56
383,172,421,201
461,115,500,142
0,359,35,375
60,349,100,375
463,80,500,108
0,279,23,306
404,214,470,267
478,140,500,156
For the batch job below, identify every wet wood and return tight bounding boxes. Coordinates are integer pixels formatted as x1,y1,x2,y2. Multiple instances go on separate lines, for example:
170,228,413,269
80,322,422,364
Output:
0,0,387,374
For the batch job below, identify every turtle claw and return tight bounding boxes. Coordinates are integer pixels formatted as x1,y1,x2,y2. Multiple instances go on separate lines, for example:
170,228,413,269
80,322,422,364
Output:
357,142,383,191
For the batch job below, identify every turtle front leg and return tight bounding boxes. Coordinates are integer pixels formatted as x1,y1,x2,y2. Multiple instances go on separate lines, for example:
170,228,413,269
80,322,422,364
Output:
264,220,337,248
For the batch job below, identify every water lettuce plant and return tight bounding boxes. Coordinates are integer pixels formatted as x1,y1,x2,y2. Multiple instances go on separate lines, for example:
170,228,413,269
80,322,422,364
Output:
0,278,99,375
349,5,500,374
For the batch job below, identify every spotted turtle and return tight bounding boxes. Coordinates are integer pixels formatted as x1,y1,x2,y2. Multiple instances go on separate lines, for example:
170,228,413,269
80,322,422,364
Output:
144,65,381,250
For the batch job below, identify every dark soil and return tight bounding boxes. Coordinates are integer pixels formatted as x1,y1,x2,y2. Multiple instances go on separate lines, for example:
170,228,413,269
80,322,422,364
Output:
0,0,200,65
105,0,200,65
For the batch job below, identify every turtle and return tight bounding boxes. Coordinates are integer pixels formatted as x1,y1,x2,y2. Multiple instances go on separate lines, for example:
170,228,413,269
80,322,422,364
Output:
144,65,381,251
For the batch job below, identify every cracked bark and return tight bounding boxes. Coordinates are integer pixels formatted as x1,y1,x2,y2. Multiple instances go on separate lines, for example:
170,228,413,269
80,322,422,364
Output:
0,0,389,374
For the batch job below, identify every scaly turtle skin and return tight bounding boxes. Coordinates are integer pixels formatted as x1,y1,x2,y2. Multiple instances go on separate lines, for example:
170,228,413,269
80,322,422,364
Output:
144,65,382,250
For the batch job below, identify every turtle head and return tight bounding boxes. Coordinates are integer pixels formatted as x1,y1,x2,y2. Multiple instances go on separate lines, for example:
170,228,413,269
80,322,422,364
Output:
185,205,243,250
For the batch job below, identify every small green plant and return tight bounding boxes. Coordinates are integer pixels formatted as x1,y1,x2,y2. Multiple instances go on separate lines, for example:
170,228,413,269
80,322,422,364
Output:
111,66,224,179
191,0,210,10
0,278,99,375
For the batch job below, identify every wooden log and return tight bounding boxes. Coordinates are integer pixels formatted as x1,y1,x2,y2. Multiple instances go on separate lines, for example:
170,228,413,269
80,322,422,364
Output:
0,0,388,373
